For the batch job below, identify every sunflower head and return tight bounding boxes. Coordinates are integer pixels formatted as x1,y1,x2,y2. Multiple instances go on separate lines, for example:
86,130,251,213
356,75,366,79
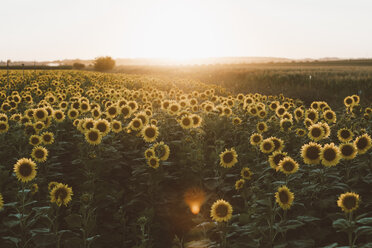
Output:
354,133,372,154
337,192,360,213
308,123,324,141
14,158,37,183
268,151,287,170
31,146,48,163
260,139,275,154
141,125,159,143
41,132,54,145
50,183,73,207
210,199,233,222
320,143,341,167
278,157,299,175
235,179,245,190
147,156,160,169
219,148,238,168
240,167,253,180
275,185,294,210
85,128,102,145
337,128,353,143
250,133,263,146
153,142,170,161
180,115,193,129
339,143,357,160
301,142,322,165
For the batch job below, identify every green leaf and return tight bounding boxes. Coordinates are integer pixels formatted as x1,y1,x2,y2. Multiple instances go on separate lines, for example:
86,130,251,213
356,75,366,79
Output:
2,236,20,245
356,217,372,225
32,234,56,246
288,239,314,248
332,219,350,231
296,215,321,223
279,220,305,231
355,226,372,236
321,243,338,248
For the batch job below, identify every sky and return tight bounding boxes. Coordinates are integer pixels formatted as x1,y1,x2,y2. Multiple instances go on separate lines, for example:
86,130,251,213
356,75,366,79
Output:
1,0,372,61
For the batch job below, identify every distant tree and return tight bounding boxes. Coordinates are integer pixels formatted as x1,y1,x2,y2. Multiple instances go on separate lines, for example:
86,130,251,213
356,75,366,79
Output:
73,62,85,70
93,56,115,71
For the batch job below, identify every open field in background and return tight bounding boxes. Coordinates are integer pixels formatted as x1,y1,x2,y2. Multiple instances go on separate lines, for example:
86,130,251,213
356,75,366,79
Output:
116,62,372,107
0,69,371,247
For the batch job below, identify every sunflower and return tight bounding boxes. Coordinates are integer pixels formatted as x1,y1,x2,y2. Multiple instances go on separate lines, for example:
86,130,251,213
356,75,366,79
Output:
53,110,65,122
0,121,9,133
275,106,286,117
256,122,268,133
94,119,111,136
0,193,3,210
141,125,159,143
344,96,354,107
144,148,155,160
303,118,314,128
301,142,322,165
270,137,284,152
320,122,331,139
337,192,360,213
240,167,253,180
210,199,233,222
67,109,79,120
180,115,193,129
275,185,294,210
111,120,122,133
31,146,48,163
33,108,48,121
219,148,238,168
308,123,324,142
278,157,299,175
294,108,304,121
260,139,275,154
336,128,353,143
50,183,73,207
296,128,306,137
33,121,45,132
339,143,358,160
268,151,287,170
235,179,245,190
13,158,37,183
232,117,242,125
147,156,160,169
305,109,319,123
320,143,341,167
129,118,143,131
41,132,54,145
85,128,102,145
323,110,337,123
250,133,263,146
153,141,170,160
354,133,372,154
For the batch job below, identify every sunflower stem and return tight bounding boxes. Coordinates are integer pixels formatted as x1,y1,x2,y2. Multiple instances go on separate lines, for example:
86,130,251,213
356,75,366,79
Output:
347,212,353,248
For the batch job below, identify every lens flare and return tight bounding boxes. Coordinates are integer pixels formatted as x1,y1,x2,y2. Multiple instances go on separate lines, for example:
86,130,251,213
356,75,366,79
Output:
184,187,206,215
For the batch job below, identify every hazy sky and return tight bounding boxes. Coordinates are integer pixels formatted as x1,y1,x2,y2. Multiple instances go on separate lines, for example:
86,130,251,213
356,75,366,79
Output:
1,0,372,61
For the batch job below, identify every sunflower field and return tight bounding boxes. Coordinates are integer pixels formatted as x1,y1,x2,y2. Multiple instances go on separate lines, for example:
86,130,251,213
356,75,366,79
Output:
0,70,371,248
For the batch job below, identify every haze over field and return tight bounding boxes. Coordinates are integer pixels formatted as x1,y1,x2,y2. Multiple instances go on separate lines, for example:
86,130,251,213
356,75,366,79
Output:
1,0,372,62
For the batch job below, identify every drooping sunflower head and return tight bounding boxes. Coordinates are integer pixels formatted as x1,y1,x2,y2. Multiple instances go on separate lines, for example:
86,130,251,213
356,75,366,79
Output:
268,151,287,170
50,183,73,207
250,133,263,146
354,133,372,154
85,128,102,145
31,146,48,163
339,143,357,160
278,157,299,175
219,148,238,168
13,158,37,183
210,199,233,222
301,142,322,165
260,139,275,154
320,143,341,167
275,185,294,210
337,192,360,213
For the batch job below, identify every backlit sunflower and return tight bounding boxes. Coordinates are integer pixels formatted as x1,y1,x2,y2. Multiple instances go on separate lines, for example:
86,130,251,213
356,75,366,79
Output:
305,109,319,123
129,118,143,131
41,132,54,145
31,146,48,163
240,167,253,180
94,119,111,136
191,114,202,128
260,139,275,154
301,142,322,165
275,185,294,210
50,183,73,207
337,192,359,213
308,123,324,142
323,110,337,123
210,199,233,222
250,133,263,146
67,109,79,120
219,148,238,168
180,115,193,129
141,125,159,143
235,179,245,190
354,133,372,154
33,108,48,121
53,110,65,122
278,157,299,175
320,143,341,167
268,151,287,170
343,96,354,107
111,120,122,133
147,156,160,169
85,128,102,145
339,143,357,160
13,158,37,183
